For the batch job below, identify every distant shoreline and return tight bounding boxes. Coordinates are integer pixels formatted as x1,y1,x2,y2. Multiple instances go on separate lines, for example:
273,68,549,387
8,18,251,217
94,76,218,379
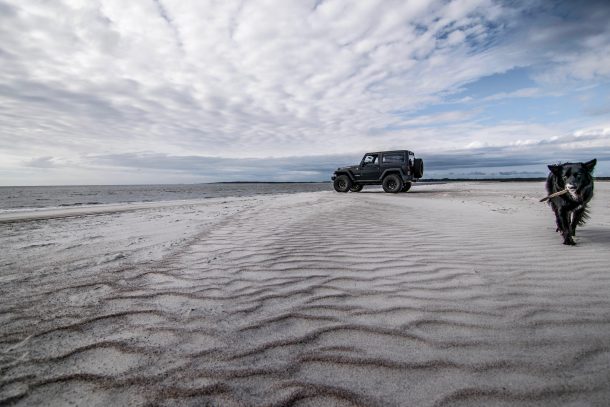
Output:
1,177,609,188
214,177,610,184
422,177,609,182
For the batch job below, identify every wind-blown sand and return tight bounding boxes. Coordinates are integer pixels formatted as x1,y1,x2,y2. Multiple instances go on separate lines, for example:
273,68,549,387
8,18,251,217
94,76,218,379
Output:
1,182,609,406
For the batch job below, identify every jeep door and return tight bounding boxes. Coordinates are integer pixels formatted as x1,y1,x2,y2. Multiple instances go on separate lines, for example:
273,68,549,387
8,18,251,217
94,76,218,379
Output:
360,153,381,181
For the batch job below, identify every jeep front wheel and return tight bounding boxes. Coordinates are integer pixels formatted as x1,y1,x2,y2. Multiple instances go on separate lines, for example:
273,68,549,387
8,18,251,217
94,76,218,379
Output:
401,182,412,192
349,184,363,192
382,174,403,193
333,175,352,192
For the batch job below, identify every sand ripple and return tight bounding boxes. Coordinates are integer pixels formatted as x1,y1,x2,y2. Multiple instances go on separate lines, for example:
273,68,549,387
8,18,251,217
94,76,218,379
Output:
2,183,610,406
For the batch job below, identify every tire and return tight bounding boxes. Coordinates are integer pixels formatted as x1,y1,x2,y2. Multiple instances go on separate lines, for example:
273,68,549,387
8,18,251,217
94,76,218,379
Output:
349,184,363,192
412,159,424,178
382,174,403,193
333,175,352,192
401,182,412,192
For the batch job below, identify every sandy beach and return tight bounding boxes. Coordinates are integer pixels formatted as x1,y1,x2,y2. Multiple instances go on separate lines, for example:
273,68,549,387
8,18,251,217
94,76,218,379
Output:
1,182,609,406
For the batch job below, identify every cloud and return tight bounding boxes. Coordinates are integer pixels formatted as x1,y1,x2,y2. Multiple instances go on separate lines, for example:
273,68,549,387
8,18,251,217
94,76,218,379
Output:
9,124,605,185
524,1,610,83
87,152,361,182
1,0,609,184
25,156,59,168
482,87,542,101
388,109,480,128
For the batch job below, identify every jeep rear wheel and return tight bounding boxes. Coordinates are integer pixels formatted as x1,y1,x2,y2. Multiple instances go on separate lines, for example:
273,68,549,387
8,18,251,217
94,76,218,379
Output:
382,174,403,193
333,175,352,192
349,184,363,192
401,182,412,192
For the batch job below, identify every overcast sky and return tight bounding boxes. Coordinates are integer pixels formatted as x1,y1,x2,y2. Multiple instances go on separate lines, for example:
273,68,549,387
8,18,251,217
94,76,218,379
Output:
1,0,609,185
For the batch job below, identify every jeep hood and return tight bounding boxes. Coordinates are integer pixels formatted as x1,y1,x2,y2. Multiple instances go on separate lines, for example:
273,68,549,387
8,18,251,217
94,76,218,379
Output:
336,165,359,171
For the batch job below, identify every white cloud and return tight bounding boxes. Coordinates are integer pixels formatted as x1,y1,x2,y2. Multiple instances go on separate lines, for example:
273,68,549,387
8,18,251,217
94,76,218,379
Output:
482,87,542,101
1,0,609,184
4,124,609,185
390,109,480,127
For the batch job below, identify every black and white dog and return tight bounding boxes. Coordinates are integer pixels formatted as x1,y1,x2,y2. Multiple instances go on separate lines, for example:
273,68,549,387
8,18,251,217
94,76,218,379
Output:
546,159,596,245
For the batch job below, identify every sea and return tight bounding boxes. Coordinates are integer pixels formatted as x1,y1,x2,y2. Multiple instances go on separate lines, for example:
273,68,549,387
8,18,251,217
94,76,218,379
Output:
0,183,331,212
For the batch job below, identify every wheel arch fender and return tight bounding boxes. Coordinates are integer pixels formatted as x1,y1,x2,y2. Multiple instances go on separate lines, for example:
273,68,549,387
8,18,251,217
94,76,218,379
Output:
379,169,405,180
336,170,356,181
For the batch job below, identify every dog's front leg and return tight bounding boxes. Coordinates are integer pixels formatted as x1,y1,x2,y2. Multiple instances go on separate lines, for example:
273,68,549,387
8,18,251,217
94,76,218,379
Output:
550,203,562,233
559,207,575,245
570,205,586,237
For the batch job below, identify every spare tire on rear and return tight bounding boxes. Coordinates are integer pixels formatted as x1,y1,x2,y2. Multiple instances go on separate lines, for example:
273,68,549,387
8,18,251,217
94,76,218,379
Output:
412,158,424,178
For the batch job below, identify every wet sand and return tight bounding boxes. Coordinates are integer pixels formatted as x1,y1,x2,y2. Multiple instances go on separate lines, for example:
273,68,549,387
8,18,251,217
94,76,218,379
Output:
1,182,610,406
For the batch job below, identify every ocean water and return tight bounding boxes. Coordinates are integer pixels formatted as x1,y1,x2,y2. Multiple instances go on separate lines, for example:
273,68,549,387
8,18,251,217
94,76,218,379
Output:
0,183,331,211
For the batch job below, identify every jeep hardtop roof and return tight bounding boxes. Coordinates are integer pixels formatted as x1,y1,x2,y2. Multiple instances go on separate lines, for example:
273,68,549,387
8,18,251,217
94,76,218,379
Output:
362,150,414,156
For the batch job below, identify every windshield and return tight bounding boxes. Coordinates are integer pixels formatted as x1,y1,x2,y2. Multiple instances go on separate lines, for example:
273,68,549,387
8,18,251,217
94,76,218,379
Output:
362,154,378,165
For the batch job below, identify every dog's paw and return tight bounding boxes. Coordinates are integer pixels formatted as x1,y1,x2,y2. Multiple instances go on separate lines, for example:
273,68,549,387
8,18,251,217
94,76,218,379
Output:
563,237,576,246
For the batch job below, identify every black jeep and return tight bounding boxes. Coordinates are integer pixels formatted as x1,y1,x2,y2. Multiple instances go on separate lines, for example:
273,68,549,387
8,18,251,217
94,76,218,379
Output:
332,150,424,193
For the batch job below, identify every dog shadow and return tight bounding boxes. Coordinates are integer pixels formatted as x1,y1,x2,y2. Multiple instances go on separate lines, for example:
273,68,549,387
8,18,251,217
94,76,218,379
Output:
577,227,610,245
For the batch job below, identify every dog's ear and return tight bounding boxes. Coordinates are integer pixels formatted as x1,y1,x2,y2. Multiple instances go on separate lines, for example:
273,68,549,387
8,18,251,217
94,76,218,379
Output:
548,164,562,176
584,159,597,172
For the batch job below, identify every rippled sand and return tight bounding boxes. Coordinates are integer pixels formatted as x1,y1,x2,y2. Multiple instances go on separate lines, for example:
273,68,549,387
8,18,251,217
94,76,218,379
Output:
1,182,610,406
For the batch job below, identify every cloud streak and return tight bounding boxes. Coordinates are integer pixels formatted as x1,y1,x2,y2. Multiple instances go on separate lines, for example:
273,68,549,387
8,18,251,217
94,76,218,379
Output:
14,127,607,184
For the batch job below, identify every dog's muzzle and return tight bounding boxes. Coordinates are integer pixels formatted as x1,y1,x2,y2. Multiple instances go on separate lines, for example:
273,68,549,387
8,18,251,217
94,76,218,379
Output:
566,184,582,201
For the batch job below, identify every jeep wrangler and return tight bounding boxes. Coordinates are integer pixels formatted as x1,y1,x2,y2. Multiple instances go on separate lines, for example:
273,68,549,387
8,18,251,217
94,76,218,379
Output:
331,150,424,193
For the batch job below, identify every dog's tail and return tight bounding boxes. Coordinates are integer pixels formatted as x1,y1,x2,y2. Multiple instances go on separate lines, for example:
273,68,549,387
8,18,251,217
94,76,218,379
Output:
578,206,590,226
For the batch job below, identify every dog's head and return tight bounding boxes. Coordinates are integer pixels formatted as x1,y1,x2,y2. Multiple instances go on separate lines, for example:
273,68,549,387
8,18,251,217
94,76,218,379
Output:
548,159,596,199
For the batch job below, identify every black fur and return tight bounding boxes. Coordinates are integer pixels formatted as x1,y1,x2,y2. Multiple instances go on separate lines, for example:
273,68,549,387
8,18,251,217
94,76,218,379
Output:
546,159,596,245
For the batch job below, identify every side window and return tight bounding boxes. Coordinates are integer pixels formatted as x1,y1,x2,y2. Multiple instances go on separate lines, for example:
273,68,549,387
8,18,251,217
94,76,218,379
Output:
382,153,404,163
363,154,378,165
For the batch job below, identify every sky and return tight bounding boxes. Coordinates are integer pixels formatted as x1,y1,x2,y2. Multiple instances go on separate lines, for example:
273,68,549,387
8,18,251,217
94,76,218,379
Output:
1,0,610,185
